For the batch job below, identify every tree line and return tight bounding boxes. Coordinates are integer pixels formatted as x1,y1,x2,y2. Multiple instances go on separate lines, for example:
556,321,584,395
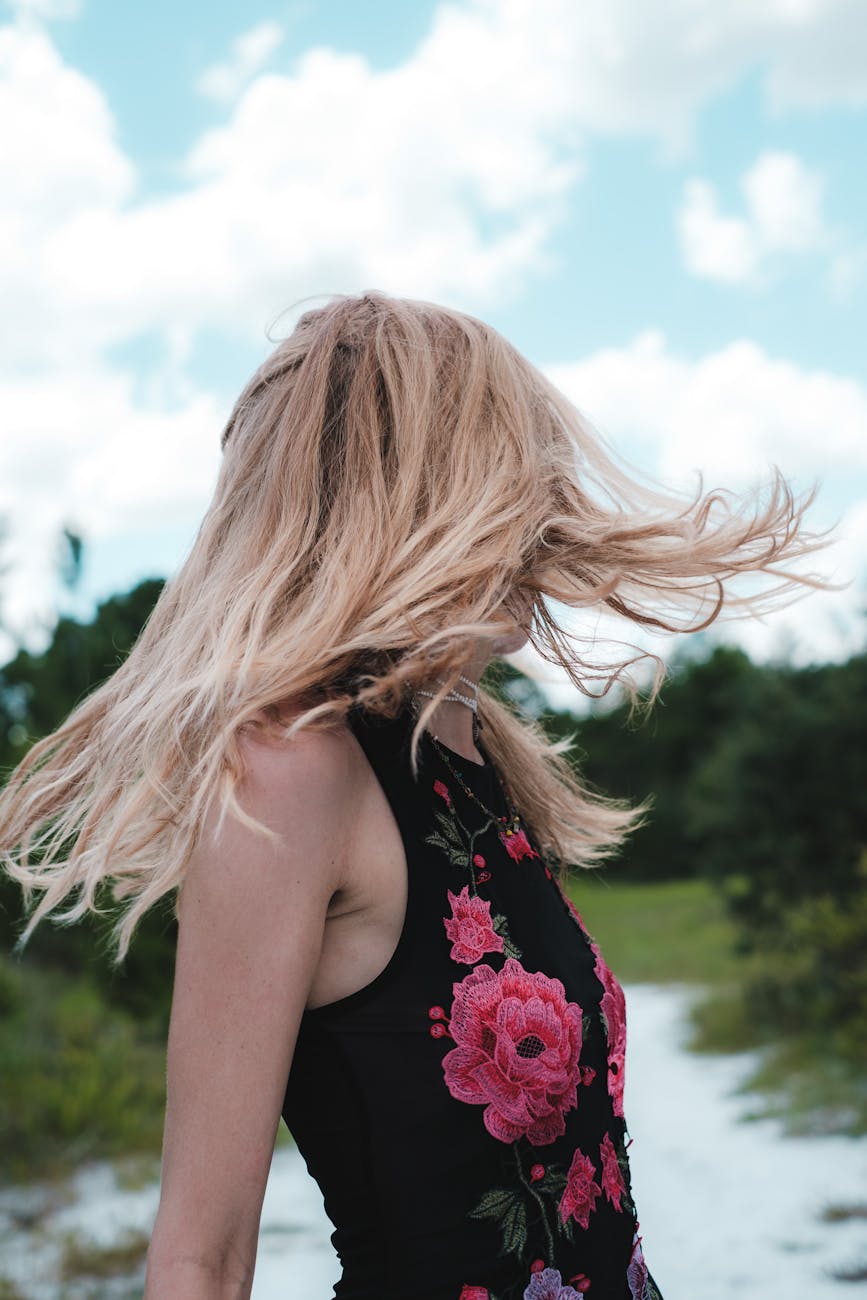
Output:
0,576,864,1167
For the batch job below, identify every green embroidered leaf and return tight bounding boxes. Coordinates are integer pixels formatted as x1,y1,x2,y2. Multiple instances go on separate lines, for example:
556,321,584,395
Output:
491,911,523,960
432,809,464,845
449,848,471,868
469,1186,521,1220
647,1276,664,1300
560,1211,576,1243
500,1196,528,1257
469,1185,528,1258
423,833,451,853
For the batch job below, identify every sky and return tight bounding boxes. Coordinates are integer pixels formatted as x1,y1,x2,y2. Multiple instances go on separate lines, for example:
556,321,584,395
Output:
1,0,866,708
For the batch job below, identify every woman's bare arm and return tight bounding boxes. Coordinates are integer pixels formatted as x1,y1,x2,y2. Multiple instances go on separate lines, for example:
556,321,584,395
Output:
144,722,355,1299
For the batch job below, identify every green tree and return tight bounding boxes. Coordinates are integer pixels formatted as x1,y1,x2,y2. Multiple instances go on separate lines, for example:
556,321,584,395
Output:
0,575,174,1027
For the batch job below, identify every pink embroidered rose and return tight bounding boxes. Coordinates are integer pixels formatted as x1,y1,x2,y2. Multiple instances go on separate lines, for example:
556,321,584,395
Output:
443,887,505,965
627,1231,648,1300
599,1130,626,1212
442,957,584,1145
500,826,540,862
523,1267,582,1299
595,952,627,1118
459,1288,489,1300
558,1146,601,1229
557,879,628,1117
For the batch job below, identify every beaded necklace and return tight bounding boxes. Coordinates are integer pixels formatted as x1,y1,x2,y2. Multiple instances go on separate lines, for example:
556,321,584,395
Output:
421,716,530,849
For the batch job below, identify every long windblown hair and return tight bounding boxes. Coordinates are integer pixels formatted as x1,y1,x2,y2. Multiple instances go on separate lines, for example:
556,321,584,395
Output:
0,290,834,958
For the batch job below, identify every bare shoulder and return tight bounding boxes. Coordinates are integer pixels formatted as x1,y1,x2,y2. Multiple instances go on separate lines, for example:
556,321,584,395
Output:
184,702,364,914
236,703,361,813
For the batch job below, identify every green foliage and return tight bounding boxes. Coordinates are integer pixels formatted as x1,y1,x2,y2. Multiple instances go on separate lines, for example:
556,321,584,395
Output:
684,657,867,1075
0,954,166,1179
0,578,177,1029
0,577,164,771
59,1228,150,1282
1,557,865,1157
686,655,867,931
554,646,761,881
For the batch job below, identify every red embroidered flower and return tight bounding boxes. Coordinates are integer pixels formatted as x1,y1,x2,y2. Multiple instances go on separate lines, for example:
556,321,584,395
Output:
580,1065,596,1086
530,1163,545,1182
434,779,452,807
557,880,628,1118
459,1288,489,1300
595,952,627,1118
443,887,505,965
530,1259,546,1273
442,957,583,1145
473,853,486,868
558,1147,601,1229
500,826,540,862
599,1130,626,1212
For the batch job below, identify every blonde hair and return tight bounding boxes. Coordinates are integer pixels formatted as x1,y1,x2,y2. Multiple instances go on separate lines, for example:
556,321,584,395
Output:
0,290,835,958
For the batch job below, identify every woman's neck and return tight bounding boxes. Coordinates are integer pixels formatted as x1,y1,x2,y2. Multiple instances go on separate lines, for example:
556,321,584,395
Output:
413,652,488,763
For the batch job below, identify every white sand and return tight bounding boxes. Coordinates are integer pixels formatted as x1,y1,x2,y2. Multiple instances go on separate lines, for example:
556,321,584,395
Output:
1,984,864,1298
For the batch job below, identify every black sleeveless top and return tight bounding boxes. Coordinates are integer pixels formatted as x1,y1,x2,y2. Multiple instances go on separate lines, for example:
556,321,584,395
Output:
282,699,664,1300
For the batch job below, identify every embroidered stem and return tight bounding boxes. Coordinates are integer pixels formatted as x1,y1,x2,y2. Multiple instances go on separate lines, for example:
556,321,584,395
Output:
466,816,500,894
513,1142,554,1262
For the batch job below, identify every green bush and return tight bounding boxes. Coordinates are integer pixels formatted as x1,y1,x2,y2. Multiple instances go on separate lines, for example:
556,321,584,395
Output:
0,955,166,1180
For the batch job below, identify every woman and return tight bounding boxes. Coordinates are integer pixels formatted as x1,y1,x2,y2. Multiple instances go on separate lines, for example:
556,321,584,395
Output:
0,291,831,1298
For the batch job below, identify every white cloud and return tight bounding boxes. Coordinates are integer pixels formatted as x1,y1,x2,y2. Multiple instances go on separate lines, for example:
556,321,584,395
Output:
677,150,833,284
3,3,867,370
0,361,225,655
677,178,761,283
544,332,867,672
546,329,867,487
743,150,827,252
2,0,867,666
763,0,867,111
195,20,284,105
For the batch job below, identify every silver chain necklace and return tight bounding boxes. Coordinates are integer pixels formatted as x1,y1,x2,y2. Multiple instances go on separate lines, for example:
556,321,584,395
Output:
411,673,482,744
412,672,479,712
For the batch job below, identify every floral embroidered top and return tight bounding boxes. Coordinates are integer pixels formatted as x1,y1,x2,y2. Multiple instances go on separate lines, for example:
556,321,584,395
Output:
282,699,664,1300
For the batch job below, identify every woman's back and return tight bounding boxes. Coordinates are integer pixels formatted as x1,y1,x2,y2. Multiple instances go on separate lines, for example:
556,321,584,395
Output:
283,697,662,1300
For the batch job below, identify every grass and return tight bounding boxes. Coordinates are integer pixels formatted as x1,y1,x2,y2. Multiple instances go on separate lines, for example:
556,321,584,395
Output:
564,873,741,985
564,873,867,1136
59,1229,150,1282
0,955,167,1182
